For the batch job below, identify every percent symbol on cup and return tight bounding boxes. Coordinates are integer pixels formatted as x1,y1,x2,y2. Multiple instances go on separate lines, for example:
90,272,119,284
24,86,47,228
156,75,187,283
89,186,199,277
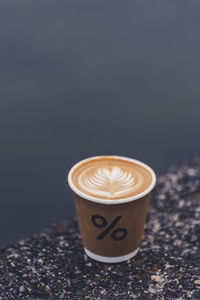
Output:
91,215,128,241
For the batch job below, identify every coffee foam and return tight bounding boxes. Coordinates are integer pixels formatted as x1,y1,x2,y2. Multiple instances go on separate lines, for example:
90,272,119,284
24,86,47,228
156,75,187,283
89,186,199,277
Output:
71,156,152,200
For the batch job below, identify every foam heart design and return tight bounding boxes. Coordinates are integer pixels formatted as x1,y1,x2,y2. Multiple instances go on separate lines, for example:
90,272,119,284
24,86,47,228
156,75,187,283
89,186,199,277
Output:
82,166,135,198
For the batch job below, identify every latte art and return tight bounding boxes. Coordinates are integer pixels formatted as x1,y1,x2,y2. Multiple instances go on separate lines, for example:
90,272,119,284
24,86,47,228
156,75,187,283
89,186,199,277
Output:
70,156,153,200
80,166,135,198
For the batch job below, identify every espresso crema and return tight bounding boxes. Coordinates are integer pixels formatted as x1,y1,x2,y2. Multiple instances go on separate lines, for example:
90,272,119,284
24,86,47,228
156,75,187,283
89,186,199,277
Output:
71,156,153,200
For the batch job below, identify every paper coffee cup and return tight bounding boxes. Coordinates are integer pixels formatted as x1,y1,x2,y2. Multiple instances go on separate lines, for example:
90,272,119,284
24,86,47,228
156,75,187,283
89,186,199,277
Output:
68,156,156,263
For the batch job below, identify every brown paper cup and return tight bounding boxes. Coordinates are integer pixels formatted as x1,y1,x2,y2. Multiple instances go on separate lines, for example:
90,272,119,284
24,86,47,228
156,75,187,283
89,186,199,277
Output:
68,156,156,263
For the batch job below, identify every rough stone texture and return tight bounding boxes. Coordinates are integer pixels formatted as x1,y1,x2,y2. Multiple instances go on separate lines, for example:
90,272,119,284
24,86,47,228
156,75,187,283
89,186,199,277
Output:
0,158,200,299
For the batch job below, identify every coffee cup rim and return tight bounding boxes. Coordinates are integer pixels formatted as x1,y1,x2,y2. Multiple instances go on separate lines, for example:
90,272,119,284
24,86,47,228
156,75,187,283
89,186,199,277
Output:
68,155,156,205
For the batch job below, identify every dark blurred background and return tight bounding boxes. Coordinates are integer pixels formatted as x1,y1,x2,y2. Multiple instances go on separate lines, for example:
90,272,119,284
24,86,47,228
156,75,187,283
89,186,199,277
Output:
0,1,200,246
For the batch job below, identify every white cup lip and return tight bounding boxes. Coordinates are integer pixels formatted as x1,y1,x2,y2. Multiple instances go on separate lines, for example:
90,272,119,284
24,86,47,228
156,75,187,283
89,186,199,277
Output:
68,155,156,205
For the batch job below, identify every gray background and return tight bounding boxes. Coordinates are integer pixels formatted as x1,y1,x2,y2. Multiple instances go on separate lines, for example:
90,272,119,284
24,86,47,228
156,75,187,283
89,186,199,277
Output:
0,0,200,246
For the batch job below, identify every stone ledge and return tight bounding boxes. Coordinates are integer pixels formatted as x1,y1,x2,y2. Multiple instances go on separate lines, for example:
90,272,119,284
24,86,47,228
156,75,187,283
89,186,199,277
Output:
0,158,200,299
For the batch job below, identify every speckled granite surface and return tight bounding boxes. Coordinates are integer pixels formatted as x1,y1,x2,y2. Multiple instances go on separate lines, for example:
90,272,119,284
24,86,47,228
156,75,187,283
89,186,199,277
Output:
0,158,200,299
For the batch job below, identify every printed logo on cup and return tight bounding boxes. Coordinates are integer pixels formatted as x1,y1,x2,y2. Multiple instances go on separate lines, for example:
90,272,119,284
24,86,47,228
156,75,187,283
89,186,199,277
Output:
91,214,128,241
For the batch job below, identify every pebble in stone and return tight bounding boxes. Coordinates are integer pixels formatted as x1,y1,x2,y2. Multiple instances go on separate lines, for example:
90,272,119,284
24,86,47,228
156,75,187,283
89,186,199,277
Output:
151,275,164,283
0,158,200,299
195,280,200,285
